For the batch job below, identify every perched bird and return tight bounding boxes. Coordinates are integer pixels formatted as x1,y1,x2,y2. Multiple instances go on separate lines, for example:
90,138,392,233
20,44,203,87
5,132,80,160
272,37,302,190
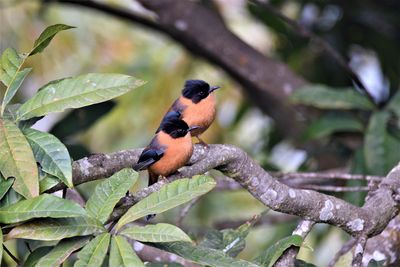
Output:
134,116,199,186
160,80,220,144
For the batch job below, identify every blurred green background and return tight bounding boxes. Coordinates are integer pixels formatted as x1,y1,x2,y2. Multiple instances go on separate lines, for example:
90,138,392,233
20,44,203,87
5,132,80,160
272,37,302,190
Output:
1,0,399,266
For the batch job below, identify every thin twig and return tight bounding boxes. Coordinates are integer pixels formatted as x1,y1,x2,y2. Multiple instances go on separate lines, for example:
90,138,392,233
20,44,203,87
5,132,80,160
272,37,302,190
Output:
275,220,315,267
177,197,201,228
352,235,368,267
250,0,377,105
273,172,383,182
328,238,357,267
297,184,369,192
3,245,19,265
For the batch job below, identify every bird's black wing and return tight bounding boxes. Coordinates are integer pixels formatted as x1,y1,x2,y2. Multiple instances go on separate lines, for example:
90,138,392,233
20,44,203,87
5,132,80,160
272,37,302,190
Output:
134,147,164,171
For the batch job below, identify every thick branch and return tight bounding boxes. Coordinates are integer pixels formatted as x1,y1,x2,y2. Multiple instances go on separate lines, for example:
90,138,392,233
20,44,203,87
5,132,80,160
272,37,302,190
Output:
43,0,307,137
59,144,400,238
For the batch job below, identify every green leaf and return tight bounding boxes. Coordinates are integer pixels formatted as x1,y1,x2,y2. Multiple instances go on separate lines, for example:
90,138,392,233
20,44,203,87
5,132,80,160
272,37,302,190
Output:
0,118,39,198
199,219,253,257
254,235,303,267
121,223,192,243
0,193,86,224
155,242,260,267
23,128,72,187
0,48,23,86
86,168,138,224
302,114,364,141
35,236,90,267
74,233,110,267
0,175,14,200
29,24,75,56
0,188,22,208
290,85,374,110
0,48,31,115
110,236,145,267
364,111,400,175
39,172,60,193
116,175,216,230
387,90,400,118
6,217,105,241
16,73,146,120
1,68,31,115
23,247,52,267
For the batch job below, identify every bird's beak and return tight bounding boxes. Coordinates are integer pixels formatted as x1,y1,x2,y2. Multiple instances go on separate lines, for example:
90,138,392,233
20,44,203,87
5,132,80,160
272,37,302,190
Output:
188,125,201,132
209,85,221,93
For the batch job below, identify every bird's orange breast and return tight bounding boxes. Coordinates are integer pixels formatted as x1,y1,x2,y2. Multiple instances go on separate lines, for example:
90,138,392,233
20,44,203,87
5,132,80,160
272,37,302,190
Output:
148,131,193,177
180,94,216,136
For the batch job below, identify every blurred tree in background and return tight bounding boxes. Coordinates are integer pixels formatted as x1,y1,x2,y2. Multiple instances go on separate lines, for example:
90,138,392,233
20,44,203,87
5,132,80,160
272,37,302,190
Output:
1,0,400,266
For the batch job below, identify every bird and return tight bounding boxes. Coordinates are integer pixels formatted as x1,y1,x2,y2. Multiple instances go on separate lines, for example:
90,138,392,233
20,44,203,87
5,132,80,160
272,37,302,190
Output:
134,116,200,186
159,79,220,145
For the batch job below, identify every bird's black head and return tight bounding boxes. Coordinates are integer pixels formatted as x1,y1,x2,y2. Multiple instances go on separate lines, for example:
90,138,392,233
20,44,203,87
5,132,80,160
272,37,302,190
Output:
161,117,199,138
182,80,220,104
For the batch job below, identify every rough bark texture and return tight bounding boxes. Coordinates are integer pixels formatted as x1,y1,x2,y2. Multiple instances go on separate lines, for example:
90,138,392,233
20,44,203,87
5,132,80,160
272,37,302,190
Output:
48,144,400,241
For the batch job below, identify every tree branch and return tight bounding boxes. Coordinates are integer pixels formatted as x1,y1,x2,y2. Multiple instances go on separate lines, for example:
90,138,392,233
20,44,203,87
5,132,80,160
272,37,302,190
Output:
51,144,400,240
42,0,307,137
275,220,315,267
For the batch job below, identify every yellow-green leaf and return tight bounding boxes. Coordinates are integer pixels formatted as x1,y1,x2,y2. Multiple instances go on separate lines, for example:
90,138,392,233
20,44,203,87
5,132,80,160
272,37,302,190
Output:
23,128,73,187
35,237,90,267
86,168,138,224
0,119,38,198
74,233,110,267
110,236,145,267
0,194,86,224
16,73,146,120
121,223,192,243
29,24,75,56
116,176,215,231
6,217,105,241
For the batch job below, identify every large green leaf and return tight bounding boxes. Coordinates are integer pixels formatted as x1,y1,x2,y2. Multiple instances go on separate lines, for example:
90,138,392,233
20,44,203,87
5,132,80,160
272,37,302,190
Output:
35,236,90,267
16,73,146,120
121,223,192,243
86,168,138,224
254,235,303,267
302,114,364,141
0,48,31,115
6,217,105,241
29,24,75,56
364,111,400,175
0,175,14,200
199,219,253,257
290,85,374,110
23,128,72,187
116,175,216,230
110,236,145,267
155,242,260,267
74,233,110,267
24,247,52,267
0,118,39,198
0,193,86,224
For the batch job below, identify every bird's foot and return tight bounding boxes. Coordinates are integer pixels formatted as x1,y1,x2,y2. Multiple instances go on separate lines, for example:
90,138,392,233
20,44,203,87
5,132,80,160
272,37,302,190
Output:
196,136,209,147
146,214,156,221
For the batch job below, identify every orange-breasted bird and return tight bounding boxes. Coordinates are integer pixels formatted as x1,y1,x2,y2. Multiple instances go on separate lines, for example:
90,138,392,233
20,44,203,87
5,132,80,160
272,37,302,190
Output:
134,116,200,186
158,80,220,144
